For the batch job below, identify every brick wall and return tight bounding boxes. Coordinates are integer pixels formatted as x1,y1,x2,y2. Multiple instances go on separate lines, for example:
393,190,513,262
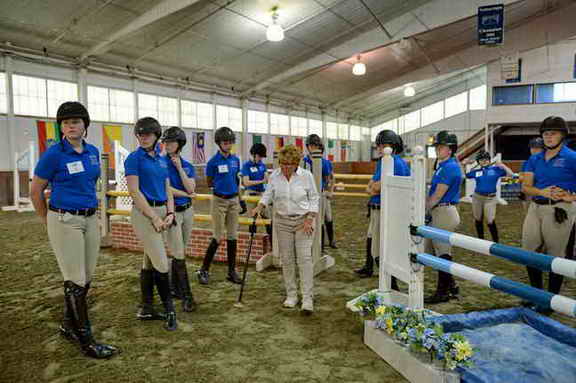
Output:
110,221,270,263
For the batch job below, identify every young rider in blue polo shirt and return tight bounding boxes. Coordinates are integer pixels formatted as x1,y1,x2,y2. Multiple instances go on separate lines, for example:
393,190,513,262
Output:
242,143,271,237
522,116,576,308
125,117,177,331
425,131,463,304
30,102,119,359
304,134,337,249
162,127,197,313
197,126,243,285
356,130,410,285
465,150,513,243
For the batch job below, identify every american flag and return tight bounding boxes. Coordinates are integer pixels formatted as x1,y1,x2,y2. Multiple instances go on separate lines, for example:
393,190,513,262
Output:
191,132,206,164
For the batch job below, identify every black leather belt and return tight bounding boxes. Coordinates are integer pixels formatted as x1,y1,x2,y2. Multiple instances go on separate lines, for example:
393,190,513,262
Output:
49,206,97,217
476,192,496,197
436,202,458,207
175,202,192,212
533,199,560,206
369,204,381,210
213,192,238,200
147,199,166,207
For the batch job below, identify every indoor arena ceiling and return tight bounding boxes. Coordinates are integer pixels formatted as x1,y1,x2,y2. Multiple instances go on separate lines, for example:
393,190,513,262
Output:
0,0,575,119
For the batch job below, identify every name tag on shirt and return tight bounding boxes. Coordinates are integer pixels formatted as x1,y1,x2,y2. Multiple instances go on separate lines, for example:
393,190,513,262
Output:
218,164,229,173
67,161,85,174
250,167,258,173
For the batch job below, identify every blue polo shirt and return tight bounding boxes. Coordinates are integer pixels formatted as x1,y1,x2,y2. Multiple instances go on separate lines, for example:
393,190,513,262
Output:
241,160,267,193
466,166,506,194
124,147,169,202
303,156,333,190
524,145,576,199
166,156,195,206
370,155,411,205
429,157,462,204
35,139,100,210
206,151,241,196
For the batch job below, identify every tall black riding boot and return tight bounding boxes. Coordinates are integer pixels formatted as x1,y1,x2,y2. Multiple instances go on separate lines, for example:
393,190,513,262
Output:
64,281,119,359
355,237,373,277
153,270,178,331
325,221,338,249
226,240,242,284
526,266,543,289
198,238,219,285
474,220,484,240
487,222,499,243
424,255,458,304
265,224,273,243
173,259,197,312
137,269,165,320
548,272,564,295
170,259,183,299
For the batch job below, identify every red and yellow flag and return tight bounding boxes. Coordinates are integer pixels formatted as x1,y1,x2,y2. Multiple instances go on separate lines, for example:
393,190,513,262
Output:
103,125,123,169
37,120,61,154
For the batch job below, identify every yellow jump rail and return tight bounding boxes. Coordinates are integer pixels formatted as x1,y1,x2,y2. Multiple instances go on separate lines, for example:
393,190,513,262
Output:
107,209,270,226
106,191,261,203
333,174,372,180
335,183,368,190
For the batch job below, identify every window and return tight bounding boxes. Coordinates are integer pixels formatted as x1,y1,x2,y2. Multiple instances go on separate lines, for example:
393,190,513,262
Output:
248,110,268,133
492,85,533,105
469,85,487,110
308,119,322,137
216,105,242,132
362,127,370,136
0,73,6,114
326,122,338,139
138,94,159,120
181,100,198,128
402,110,420,134
290,116,307,137
197,102,213,130
87,86,109,122
349,125,361,141
444,92,467,118
13,75,47,117
535,82,576,103
421,101,444,126
371,126,379,142
158,96,178,126
47,80,78,117
270,113,289,135
109,89,134,123
338,124,349,140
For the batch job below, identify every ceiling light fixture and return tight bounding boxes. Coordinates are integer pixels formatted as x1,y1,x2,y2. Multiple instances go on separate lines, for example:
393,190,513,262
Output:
266,7,284,42
352,55,366,76
404,85,415,97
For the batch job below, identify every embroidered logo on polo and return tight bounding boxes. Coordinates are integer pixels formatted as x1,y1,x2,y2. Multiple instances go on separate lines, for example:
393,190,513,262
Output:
89,155,99,166
553,158,566,168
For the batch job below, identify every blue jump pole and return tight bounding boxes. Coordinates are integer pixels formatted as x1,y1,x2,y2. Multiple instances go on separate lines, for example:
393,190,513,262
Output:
413,225,576,280
413,253,576,317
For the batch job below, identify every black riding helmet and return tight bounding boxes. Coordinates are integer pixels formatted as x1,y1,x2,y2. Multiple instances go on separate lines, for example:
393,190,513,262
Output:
305,134,322,148
57,102,90,135
162,126,187,152
214,126,235,144
134,117,162,151
475,150,491,162
250,143,267,158
375,129,403,155
433,130,458,155
528,137,544,149
540,116,569,150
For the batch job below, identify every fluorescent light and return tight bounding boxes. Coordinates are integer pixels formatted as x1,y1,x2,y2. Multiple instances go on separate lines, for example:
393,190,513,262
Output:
352,56,366,76
404,86,415,97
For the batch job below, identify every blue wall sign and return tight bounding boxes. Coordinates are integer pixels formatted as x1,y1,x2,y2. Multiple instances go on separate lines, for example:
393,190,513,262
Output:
478,4,504,45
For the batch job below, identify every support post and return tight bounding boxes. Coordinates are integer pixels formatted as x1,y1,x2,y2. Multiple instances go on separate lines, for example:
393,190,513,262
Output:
100,153,112,247
312,149,335,275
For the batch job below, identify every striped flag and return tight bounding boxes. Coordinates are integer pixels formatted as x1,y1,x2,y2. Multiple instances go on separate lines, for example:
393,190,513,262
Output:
37,120,61,154
191,132,206,164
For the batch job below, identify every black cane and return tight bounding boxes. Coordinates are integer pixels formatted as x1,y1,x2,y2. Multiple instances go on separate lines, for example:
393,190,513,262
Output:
234,216,258,308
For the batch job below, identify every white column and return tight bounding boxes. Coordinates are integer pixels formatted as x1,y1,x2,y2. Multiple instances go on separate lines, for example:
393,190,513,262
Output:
78,67,88,105
5,54,15,175
241,98,248,162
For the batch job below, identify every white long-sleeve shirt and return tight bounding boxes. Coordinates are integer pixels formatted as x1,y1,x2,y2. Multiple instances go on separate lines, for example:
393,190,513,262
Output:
259,167,319,216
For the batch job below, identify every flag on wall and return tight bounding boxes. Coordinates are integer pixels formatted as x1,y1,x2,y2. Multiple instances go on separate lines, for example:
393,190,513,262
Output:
191,132,206,164
102,125,123,169
37,120,61,154
340,140,348,162
274,136,284,151
295,137,304,152
327,139,336,162
253,134,262,145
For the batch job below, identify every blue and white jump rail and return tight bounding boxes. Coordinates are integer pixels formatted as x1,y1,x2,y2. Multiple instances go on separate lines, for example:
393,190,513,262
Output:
411,252,576,318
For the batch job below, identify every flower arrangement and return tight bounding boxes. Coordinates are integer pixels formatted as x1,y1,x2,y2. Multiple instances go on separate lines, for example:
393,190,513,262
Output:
355,293,474,371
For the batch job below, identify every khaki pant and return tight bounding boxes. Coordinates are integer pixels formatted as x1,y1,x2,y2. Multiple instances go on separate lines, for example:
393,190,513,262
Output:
424,205,460,256
211,196,240,241
368,208,380,256
323,194,333,222
47,211,100,287
472,193,498,223
131,206,170,273
522,202,576,258
275,214,314,304
165,206,194,260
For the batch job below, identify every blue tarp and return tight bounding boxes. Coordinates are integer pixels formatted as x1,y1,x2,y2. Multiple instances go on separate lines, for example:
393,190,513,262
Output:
431,308,576,383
